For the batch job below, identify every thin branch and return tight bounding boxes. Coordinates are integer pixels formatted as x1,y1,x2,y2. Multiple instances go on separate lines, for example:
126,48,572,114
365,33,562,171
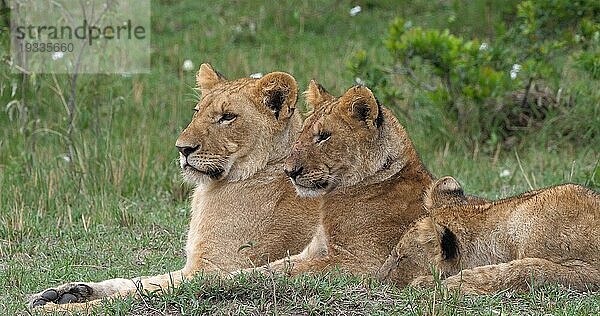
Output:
521,77,533,109
50,73,69,115
384,64,437,92
66,0,113,140
514,149,534,190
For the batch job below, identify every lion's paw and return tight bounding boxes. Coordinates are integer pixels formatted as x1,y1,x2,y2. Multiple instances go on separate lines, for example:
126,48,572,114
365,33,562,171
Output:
29,283,94,308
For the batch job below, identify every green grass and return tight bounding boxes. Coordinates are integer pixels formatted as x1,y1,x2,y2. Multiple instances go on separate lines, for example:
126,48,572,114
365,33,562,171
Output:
89,273,600,315
0,0,598,315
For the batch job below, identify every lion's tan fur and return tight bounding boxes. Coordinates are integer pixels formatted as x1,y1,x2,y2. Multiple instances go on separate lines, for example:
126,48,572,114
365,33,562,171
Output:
244,82,434,276
379,176,600,293
30,64,320,311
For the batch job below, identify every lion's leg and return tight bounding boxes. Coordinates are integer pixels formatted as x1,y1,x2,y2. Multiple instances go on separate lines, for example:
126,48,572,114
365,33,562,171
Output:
134,268,198,293
29,268,196,311
243,254,338,277
435,258,600,294
377,247,400,282
233,224,330,277
29,278,135,308
233,254,337,277
288,255,339,275
232,252,307,277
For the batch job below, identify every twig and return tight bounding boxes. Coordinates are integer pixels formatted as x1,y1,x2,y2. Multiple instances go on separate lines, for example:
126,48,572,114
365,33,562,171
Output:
585,158,599,187
384,64,436,91
514,149,533,190
50,74,69,115
492,143,501,167
4,60,31,75
569,160,576,182
63,0,113,165
521,77,533,109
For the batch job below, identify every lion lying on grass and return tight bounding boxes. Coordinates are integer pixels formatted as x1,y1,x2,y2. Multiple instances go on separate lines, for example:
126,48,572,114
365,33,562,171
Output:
379,176,600,294
29,64,320,311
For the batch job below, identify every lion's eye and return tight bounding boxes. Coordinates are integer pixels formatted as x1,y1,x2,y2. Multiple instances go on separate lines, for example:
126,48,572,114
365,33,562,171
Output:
218,112,237,124
314,131,331,144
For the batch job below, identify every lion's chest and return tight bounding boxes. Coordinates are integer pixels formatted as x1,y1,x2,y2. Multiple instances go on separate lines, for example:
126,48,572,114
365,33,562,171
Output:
194,182,278,237
184,180,282,268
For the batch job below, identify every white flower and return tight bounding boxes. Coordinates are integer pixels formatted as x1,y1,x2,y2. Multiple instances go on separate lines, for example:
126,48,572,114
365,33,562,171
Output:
52,51,64,60
499,169,511,178
510,64,521,80
182,59,194,71
62,154,71,162
354,77,366,85
349,5,362,16
249,72,263,79
479,42,488,51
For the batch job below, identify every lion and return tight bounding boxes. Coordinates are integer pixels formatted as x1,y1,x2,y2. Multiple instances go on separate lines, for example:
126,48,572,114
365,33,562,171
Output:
29,64,320,310
234,81,437,277
378,176,600,294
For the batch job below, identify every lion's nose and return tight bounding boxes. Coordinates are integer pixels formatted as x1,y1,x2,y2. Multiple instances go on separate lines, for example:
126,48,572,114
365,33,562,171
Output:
284,166,304,181
176,145,200,157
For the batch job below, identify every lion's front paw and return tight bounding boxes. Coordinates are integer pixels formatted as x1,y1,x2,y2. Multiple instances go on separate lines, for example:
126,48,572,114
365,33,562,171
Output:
29,283,94,308
441,273,491,295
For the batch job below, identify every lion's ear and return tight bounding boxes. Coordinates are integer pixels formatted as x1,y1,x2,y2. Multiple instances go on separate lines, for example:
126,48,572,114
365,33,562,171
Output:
438,226,459,261
339,85,382,128
255,72,298,120
197,63,225,93
424,176,466,210
304,79,334,112
419,219,459,263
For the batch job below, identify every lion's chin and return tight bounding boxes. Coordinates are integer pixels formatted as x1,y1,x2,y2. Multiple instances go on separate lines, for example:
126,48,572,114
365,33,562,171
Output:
292,181,336,198
181,165,227,186
294,187,325,198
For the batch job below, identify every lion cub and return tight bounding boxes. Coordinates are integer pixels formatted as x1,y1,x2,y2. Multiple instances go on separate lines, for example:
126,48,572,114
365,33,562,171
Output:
379,176,600,294
30,64,320,310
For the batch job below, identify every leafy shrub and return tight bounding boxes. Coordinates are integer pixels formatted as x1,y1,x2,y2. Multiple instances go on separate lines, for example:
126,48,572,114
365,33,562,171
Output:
350,1,600,148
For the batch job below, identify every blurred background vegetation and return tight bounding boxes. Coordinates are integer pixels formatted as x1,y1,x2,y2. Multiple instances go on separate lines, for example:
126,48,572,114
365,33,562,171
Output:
0,0,599,314
350,0,600,150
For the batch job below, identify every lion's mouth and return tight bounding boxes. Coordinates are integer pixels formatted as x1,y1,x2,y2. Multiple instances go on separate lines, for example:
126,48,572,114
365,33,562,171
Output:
293,179,333,192
184,164,226,180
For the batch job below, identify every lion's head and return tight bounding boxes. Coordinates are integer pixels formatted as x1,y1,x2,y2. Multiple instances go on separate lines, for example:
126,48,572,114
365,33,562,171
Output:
284,80,412,197
378,178,467,286
176,63,300,185
424,176,468,210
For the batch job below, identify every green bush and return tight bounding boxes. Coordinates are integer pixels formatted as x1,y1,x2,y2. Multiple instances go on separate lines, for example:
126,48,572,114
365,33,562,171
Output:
350,1,600,148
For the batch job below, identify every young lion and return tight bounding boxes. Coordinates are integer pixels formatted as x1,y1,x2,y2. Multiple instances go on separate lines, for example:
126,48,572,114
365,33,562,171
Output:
379,176,600,294
29,64,320,310
238,81,436,277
